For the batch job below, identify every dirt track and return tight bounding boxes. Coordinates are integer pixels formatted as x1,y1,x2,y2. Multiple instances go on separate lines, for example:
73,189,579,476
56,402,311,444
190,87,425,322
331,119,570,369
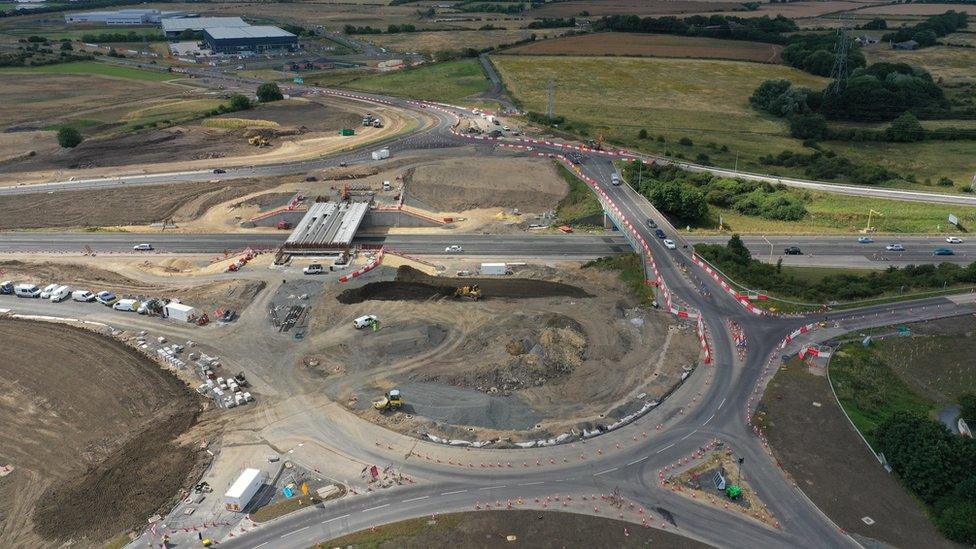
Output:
0,318,206,548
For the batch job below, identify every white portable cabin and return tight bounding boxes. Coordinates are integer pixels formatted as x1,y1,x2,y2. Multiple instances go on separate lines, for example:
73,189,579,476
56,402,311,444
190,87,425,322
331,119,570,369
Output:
224,468,264,512
164,302,199,322
480,262,507,276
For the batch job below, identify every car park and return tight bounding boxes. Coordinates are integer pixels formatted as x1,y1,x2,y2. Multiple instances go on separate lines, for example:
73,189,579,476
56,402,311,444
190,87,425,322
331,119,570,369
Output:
934,248,955,256
96,291,118,306
303,264,325,275
663,239,676,250
784,246,802,255
886,243,905,251
857,236,873,243
946,236,963,244
445,245,463,253
655,229,666,239
133,243,153,251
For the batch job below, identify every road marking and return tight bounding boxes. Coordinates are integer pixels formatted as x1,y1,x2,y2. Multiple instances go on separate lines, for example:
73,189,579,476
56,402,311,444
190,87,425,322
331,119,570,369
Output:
627,456,649,466
280,526,309,538
402,496,429,503
322,514,350,523
703,412,716,426
718,397,727,410
656,443,675,454
441,490,468,495
254,543,268,548
594,467,618,476
679,430,698,441
479,485,506,490
518,481,544,486
362,504,390,513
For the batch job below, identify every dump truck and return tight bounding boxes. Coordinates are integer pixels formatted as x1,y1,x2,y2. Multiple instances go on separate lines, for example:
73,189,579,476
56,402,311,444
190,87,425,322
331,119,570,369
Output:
373,389,402,411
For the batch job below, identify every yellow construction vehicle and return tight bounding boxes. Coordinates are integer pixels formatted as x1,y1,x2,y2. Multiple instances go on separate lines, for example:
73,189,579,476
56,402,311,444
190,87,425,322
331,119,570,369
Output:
454,284,482,300
248,135,270,147
373,389,402,412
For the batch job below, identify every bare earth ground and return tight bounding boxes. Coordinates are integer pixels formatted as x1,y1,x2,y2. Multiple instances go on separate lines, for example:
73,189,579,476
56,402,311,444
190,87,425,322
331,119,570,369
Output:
322,510,712,548
755,362,957,549
0,318,208,548
0,260,266,314
504,33,783,64
304,264,700,441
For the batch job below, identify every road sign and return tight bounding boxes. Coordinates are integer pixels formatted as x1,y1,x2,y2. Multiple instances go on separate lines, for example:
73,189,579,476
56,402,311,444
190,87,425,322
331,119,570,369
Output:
949,213,959,226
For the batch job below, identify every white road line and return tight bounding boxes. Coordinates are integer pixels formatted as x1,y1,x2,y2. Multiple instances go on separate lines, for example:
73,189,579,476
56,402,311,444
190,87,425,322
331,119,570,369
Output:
627,456,649,466
254,543,268,548
594,467,618,476
718,397,727,410
703,412,716,426
280,526,310,538
656,443,675,454
518,481,544,486
441,490,468,495
362,503,390,513
679,430,698,441
322,513,350,523
402,496,429,503
479,485,506,490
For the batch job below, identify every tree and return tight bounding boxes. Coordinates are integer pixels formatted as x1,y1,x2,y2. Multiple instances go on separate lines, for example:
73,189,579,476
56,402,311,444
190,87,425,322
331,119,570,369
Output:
788,113,828,140
885,112,925,142
60,41,73,51
638,128,648,139
57,126,82,148
749,79,792,112
938,177,954,187
256,82,284,103
228,93,252,111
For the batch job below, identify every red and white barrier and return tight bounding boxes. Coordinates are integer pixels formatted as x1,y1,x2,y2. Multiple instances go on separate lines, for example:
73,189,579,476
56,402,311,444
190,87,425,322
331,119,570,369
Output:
691,253,765,315
339,249,384,282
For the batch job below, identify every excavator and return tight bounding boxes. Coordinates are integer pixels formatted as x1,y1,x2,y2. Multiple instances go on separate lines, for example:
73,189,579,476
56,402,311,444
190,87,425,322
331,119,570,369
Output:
248,135,270,147
373,389,402,412
454,284,482,300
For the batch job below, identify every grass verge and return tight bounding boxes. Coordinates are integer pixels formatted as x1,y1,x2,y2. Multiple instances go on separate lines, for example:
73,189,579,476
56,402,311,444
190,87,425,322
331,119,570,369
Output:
584,253,655,306
554,163,603,225
336,59,490,104
0,61,173,81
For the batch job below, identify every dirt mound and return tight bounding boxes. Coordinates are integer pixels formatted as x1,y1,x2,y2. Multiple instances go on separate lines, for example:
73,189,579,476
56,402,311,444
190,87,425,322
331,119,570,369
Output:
336,266,592,304
218,99,361,132
407,157,567,212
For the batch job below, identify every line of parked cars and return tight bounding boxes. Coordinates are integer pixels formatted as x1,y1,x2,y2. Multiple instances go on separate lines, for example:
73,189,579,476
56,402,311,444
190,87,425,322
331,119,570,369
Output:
1,281,158,314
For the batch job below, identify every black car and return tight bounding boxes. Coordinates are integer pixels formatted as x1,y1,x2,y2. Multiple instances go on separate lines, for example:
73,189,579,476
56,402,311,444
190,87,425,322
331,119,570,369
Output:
784,246,802,255
213,168,226,174
646,219,657,229
220,310,237,322
655,229,666,239
305,176,318,182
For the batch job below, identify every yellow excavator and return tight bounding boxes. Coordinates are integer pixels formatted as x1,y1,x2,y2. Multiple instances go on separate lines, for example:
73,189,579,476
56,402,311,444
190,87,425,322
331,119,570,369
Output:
373,389,402,412
248,135,270,147
454,284,482,300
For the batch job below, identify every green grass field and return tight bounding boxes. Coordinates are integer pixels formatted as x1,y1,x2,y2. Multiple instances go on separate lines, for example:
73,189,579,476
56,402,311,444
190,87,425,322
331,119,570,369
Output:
0,61,173,82
337,59,490,104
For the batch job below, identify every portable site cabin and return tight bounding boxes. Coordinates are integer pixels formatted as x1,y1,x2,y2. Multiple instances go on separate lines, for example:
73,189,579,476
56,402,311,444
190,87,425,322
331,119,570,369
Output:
224,468,265,512
164,302,199,322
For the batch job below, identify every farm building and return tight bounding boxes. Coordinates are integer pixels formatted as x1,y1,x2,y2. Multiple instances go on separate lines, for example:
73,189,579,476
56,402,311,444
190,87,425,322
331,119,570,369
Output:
161,16,248,37
65,9,187,25
204,26,297,53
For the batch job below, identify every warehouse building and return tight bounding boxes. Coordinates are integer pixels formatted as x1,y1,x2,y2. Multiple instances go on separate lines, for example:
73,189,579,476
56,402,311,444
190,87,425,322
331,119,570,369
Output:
65,9,187,25
204,26,297,54
161,16,248,37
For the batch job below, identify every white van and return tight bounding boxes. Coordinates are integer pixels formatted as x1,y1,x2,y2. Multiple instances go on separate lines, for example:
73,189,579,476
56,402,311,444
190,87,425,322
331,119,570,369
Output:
72,290,95,302
39,283,59,299
14,283,41,298
50,285,72,302
353,314,378,329
113,298,140,312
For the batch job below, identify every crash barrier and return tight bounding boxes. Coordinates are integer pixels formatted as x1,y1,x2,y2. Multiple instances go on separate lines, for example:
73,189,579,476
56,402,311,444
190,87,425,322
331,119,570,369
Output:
338,249,384,282
691,253,765,315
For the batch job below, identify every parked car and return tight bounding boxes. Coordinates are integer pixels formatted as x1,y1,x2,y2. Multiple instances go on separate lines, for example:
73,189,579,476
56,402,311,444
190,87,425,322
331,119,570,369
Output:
646,219,657,229
303,264,325,275
0,281,13,295
654,229,666,239
305,175,318,182
886,243,905,251
39,283,59,299
946,236,963,244
96,291,118,306
445,245,463,253
784,246,802,255
133,243,153,251
72,290,95,302
213,168,226,174
220,310,237,322
663,239,677,250
14,283,41,298
50,285,72,302
933,248,955,256
113,298,140,311
857,236,873,243
353,314,378,329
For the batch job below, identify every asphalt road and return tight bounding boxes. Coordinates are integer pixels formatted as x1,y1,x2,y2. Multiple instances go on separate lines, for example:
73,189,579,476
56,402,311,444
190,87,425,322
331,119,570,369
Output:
689,235,976,265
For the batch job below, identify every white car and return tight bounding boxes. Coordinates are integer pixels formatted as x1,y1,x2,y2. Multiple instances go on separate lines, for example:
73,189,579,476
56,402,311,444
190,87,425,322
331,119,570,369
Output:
39,283,59,299
857,236,873,244
133,243,153,251
663,239,676,250
303,264,325,275
886,243,905,251
445,245,463,253
353,314,378,329
946,236,963,244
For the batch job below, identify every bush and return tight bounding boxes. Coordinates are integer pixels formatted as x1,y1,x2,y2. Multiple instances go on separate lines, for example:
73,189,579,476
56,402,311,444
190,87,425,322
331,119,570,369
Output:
56,126,82,148
638,128,648,139
256,82,283,103
228,93,252,111
885,112,925,142
788,113,828,140
938,177,955,187
678,136,693,146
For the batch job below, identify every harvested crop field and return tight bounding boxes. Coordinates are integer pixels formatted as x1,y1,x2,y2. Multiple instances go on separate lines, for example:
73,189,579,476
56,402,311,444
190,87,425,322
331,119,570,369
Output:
505,33,783,63
530,0,744,17
0,177,282,229
309,264,700,440
214,99,361,132
336,266,592,303
365,29,541,54
755,363,954,549
404,157,568,212
858,3,976,15
691,1,865,19
0,318,206,548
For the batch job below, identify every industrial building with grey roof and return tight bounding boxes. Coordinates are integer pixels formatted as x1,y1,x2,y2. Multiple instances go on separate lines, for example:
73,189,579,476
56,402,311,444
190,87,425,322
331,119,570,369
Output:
204,25,297,53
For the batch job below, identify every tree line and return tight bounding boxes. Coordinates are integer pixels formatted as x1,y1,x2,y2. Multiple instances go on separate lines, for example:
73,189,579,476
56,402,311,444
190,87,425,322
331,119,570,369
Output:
883,10,968,47
593,14,798,44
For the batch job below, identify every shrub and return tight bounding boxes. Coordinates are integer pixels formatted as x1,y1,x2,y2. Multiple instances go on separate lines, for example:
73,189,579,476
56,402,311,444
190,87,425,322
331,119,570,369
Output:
638,128,648,139
56,126,82,148
256,82,283,103
678,136,693,146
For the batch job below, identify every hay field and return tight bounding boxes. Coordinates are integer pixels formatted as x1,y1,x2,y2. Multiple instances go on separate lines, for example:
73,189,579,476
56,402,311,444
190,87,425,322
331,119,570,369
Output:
491,55,826,159
365,29,540,54
865,44,976,84
503,32,783,63
858,3,976,15
688,1,864,19
342,59,489,103
530,0,744,17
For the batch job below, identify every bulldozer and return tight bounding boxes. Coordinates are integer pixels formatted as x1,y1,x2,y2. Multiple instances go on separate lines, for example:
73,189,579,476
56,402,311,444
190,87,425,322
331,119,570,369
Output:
248,135,270,147
454,284,482,300
373,389,402,412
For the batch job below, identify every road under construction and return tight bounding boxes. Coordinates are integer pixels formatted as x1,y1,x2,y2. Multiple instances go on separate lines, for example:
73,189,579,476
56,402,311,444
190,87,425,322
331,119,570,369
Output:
4,74,976,549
